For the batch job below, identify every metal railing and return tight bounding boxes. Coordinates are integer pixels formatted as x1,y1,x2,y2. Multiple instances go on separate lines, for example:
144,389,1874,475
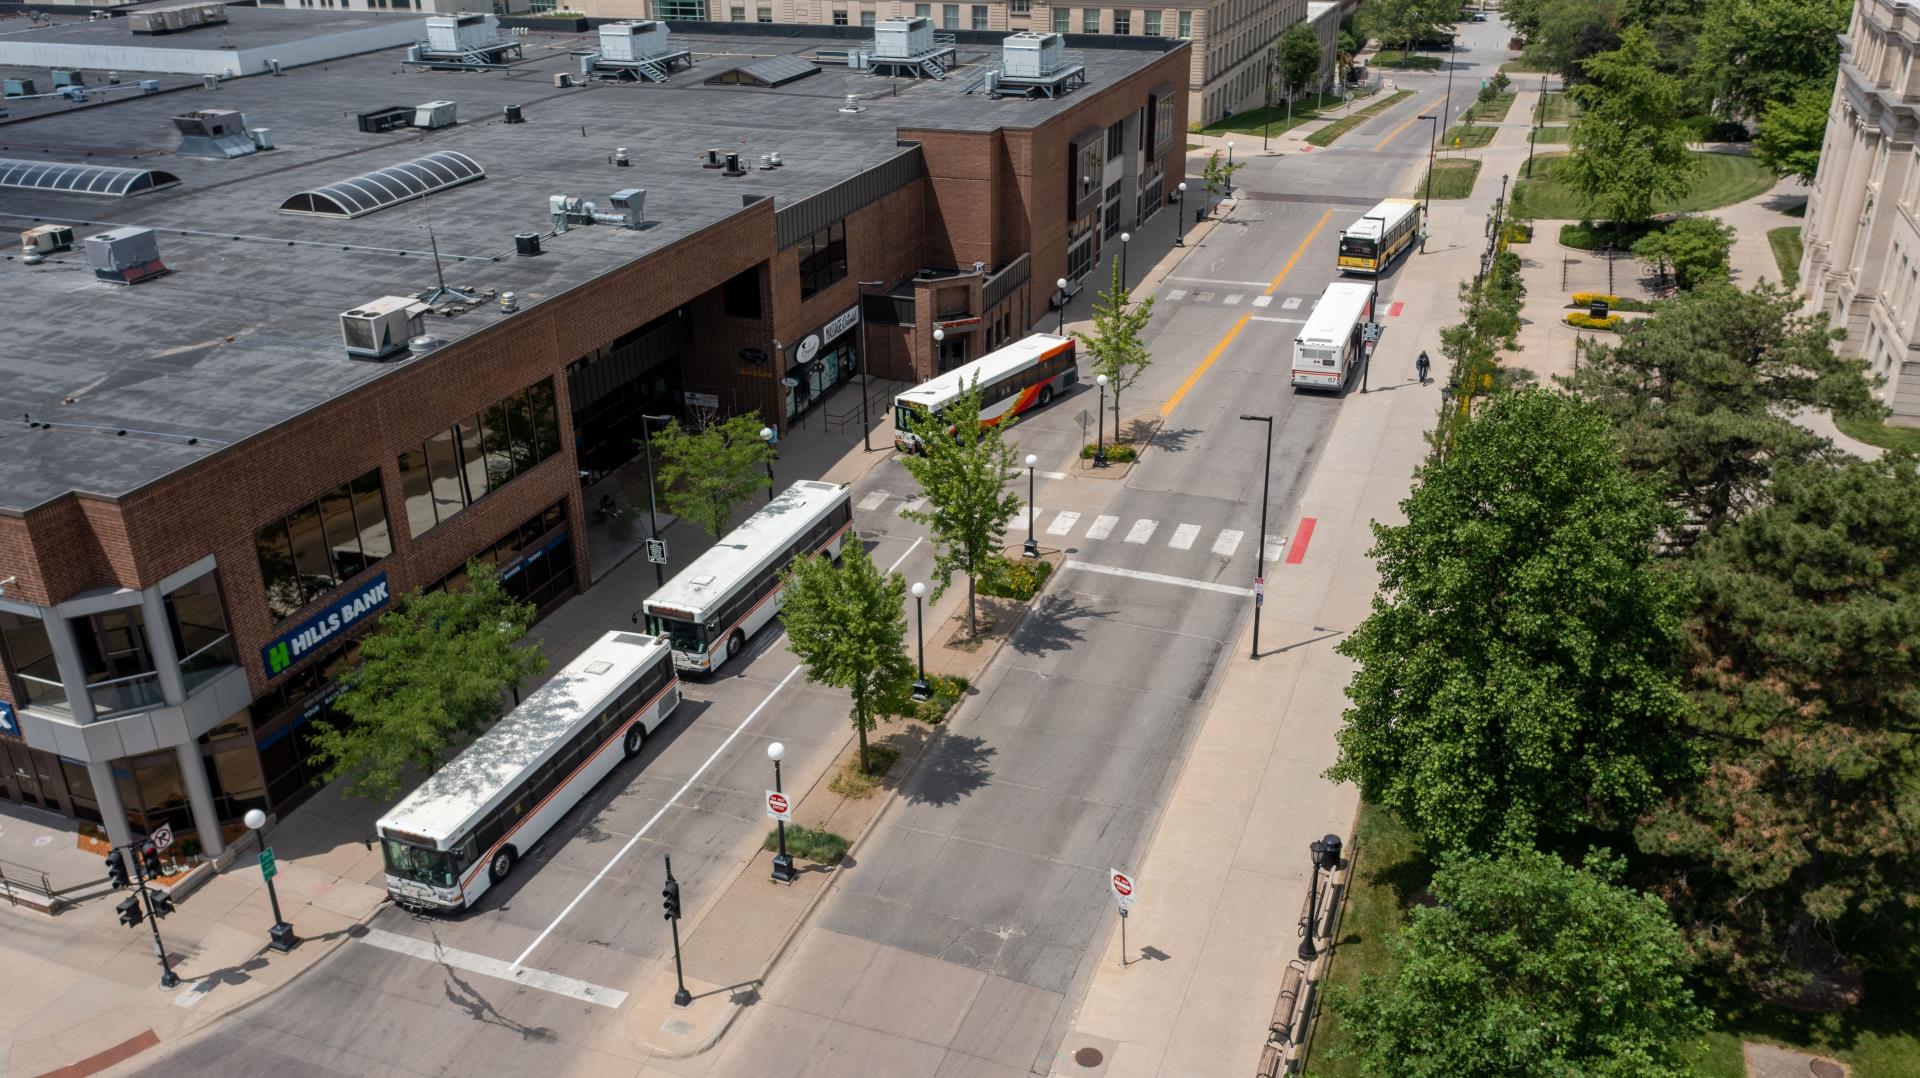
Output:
0,857,60,911
14,672,67,710
86,670,164,716
179,633,235,695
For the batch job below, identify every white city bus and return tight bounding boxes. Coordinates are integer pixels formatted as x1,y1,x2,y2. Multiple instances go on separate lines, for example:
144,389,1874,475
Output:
1292,281,1375,390
375,630,680,911
1336,197,1422,276
894,333,1077,451
643,479,853,675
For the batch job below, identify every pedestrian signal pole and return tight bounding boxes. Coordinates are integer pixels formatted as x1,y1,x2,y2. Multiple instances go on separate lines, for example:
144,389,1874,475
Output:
663,855,692,1008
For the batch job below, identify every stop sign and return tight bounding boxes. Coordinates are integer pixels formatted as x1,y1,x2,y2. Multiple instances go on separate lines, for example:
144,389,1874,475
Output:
765,790,791,821
1110,869,1134,900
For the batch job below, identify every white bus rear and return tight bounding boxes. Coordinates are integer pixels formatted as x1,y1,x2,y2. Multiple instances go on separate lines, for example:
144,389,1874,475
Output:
1292,282,1375,390
375,630,680,911
642,480,853,675
894,334,1077,451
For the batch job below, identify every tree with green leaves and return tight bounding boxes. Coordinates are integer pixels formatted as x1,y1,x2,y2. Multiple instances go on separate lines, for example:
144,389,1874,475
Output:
1691,0,1848,121
1329,390,1695,854
1201,149,1243,214
1561,282,1876,543
1753,81,1831,184
1275,22,1323,99
1563,27,1697,228
899,380,1023,638
1631,215,1735,291
779,540,913,774
651,413,775,539
1637,454,1920,999
1074,259,1154,445
1519,0,1621,79
308,564,547,800
1357,0,1455,62
1328,849,1707,1077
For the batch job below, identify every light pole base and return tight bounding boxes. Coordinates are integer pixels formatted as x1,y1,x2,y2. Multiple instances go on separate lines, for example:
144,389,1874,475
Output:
672,986,693,1009
1298,939,1318,962
1093,449,1108,468
911,677,931,702
1022,537,1038,559
268,922,300,953
160,968,180,990
770,852,797,884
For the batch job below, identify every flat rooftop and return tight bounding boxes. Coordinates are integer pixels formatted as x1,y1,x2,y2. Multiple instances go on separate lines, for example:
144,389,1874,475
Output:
0,5,412,52
0,17,1178,513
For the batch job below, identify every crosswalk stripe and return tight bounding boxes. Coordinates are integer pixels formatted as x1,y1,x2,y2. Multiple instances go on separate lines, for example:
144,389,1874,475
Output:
1012,508,1044,532
1169,524,1200,550
1125,519,1158,544
1223,293,1243,306
857,491,890,511
1047,511,1081,536
1265,537,1287,563
904,497,927,513
1167,289,1187,301
1252,295,1273,308
1085,515,1118,541
1212,529,1244,556
1282,296,1302,310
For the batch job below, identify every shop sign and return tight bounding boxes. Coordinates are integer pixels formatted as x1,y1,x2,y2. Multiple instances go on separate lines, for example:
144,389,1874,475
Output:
795,334,821,365
261,573,392,678
822,304,861,342
0,700,16,738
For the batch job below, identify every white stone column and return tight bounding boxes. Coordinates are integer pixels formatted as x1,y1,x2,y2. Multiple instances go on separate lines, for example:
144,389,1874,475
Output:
88,759,135,866
1827,126,1878,287
139,588,187,706
40,613,96,724
173,741,225,857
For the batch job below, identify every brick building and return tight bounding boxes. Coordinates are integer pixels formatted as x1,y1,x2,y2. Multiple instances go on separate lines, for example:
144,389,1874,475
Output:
0,12,1189,862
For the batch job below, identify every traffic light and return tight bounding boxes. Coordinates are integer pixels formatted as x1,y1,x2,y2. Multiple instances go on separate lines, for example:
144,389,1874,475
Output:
105,854,129,890
662,879,681,921
149,890,175,919
140,844,162,880
116,895,144,928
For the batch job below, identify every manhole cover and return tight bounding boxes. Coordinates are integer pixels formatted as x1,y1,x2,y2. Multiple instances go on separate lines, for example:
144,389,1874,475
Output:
1074,1047,1104,1067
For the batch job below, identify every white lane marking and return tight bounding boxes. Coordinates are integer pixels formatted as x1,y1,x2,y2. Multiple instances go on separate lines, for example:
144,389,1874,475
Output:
1264,537,1288,563
904,497,928,514
1125,519,1158,544
1282,296,1303,310
1166,289,1188,301
1253,316,1308,325
367,928,629,1009
514,664,803,968
1040,471,1069,481
1171,276,1274,288
857,490,891,511
1047,511,1081,536
885,537,923,573
173,981,217,1009
1212,529,1244,556
1085,515,1119,541
1252,295,1273,308
1064,560,1254,597
1223,293,1244,306
1169,524,1200,550
1012,508,1044,532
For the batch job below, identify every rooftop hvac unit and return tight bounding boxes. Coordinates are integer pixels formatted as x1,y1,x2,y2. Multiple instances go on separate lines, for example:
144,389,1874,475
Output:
873,16,933,59
357,105,412,133
414,100,457,129
173,109,256,158
85,227,169,286
52,69,84,88
608,187,645,227
3,79,33,98
597,20,671,62
128,1,228,34
21,224,74,255
425,13,501,54
340,297,431,360
1002,31,1064,78
251,127,274,150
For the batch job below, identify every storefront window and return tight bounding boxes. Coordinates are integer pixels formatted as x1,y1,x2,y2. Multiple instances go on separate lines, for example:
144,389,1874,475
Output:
0,611,63,709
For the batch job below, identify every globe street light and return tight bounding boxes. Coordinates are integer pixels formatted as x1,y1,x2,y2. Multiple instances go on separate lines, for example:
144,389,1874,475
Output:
932,326,946,373
910,581,930,701
1094,374,1110,467
1055,277,1069,334
1175,182,1188,246
1118,231,1131,286
1023,454,1039,558
759,426,776,503
767,742,796,884
243,808,298,953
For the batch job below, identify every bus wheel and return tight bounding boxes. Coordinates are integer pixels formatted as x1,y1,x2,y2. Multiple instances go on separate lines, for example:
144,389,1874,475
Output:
1039,385,1054,407
489,847,516,885
727,630,745,662
623,722,647,759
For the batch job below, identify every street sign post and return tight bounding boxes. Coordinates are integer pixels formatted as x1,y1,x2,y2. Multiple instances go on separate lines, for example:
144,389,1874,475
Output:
1109,869,1136,966
765,790,792,822
645,538,668,565
1254,577,1265,608
258,847,277,881
150,823,173,852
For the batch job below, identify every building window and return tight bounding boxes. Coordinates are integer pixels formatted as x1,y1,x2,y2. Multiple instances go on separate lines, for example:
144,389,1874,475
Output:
1053,6,1070,32
1144,8,1159,33
730,4,745,17
797,220,849,299
1155,92,1175,147
1010,0,1029,13
972,3,988,28
426,502,577,617
833,7,848,22
1113,8,1128,32
255,468,391,621
915,2,930,15
1178,9,1190,36
862,9,876,24
395,378,562,544
757,5,772,19
0,611,61,710
1106,119,1126,160
943,3,959,28
652,0,705,16
1082,7,1099,32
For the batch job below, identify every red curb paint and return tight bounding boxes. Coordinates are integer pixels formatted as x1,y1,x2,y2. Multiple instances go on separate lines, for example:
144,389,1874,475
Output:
35,1029,159,1078
1286,518,1316,564
1387,301,1404,317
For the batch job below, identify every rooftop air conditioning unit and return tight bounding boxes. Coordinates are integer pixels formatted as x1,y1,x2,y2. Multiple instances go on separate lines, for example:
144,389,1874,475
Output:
22,224,75,255
357,105,411,133
51,69,84,88
3,78,35,98
598,20,670,62
172,108,256,158
340,297,431,359
86,227,169,285
1002,31,1064,78
872,16,933,59
608,187,646,227
129,1,228,34
425,13,501,54
414,100,457,129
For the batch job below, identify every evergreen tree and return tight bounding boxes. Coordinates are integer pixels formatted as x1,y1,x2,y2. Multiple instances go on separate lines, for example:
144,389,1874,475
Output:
780,541,913,774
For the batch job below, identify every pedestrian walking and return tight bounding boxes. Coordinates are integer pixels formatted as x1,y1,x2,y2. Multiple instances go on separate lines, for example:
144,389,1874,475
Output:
1415,350,1431,385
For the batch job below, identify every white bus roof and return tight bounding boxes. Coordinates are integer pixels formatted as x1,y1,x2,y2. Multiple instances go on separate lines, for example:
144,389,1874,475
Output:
376,630,669,845
895,333,1073,410
1341,198,1421,241
643,479,849,623
1297,282,1375,347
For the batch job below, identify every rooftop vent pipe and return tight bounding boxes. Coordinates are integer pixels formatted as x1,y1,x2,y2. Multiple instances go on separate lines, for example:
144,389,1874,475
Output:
504,103,524,123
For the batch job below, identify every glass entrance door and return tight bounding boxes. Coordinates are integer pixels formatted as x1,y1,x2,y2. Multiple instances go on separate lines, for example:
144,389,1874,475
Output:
3,741,45,808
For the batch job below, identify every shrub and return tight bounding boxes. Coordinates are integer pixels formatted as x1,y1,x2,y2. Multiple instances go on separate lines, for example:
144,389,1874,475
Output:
896,674,970,723
1078,442,1140,462
1564,312,1622,331
763,825,850,865
828,743,899,799
1569,292,1620,307
979,555,1052,600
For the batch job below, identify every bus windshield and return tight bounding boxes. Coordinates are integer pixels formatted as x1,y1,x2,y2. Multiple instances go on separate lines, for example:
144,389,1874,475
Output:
1339,236,1377,258
647,614,709,654
383,838,455,888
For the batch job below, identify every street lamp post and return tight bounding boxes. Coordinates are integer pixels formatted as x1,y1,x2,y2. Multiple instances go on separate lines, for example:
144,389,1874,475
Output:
932,326,947,374
759,426,776,502
1239,415,1272,660
243,809,298,953
1023,454,1039,558
1055,278,1069,334
1174,183,1188,246
1225,141,1236,194
767,743,796,884
910,581,930,701
857,280,885,452
1299,834,1344,961
1416,114,1438,250
640,414,669,586
1118,231,1130,286
1094,374,1109,467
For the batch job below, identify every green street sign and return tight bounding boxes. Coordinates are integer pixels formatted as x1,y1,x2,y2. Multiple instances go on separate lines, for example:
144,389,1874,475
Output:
259,847,277,881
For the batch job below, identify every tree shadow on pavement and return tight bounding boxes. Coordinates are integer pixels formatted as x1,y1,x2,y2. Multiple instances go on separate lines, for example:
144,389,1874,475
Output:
1145,426,1202,453
899,732,996,808
1010,592,1098,658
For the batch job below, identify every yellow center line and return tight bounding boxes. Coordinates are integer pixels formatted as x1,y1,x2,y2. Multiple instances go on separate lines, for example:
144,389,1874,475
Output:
1160,207,1335,418
1373,109,1424,152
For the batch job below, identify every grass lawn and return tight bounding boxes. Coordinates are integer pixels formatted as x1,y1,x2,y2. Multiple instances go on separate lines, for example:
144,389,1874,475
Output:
1442,124,1496,149
1837,411,1920,452
1464,90,1517,124
1529,124,1572,145
1533,91,1578,123
1307,90,1417,147
1512,151,1777,220
1200,102,1324,138
1768,226,1803,288
1369,49,1444,70
1416,159,1482,200
1500,56,1553,74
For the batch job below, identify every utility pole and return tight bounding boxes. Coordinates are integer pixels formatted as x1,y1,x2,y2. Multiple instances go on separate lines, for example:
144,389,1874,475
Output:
1239,415,1273,660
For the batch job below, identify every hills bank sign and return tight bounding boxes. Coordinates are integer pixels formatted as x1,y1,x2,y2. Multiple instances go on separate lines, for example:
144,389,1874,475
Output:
260,574,391,677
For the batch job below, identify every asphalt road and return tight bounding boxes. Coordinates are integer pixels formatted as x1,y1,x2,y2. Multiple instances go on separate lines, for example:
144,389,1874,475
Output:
134,20,1511,1077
